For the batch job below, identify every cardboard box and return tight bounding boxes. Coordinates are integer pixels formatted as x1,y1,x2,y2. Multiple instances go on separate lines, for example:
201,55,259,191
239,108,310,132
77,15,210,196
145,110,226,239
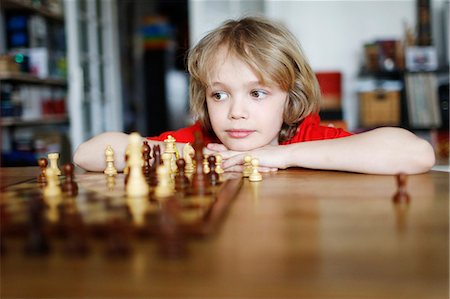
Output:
360,90,400,127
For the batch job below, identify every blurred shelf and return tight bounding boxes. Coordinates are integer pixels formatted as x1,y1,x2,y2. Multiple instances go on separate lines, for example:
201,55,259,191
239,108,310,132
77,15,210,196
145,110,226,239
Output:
0,115,69,127
0,72,67,86
1,0,64,21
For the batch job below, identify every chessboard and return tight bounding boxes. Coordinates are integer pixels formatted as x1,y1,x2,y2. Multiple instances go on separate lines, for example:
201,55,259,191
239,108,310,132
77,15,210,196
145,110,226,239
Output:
0,170,243,258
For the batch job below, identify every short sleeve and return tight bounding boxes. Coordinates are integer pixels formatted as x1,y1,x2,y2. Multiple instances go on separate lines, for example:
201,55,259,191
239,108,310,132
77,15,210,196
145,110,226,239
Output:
147,121,219,144
282,113,353,144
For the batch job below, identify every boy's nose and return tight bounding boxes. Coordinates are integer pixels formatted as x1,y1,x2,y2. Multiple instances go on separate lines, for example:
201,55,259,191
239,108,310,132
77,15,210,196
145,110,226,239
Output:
228,98,249,120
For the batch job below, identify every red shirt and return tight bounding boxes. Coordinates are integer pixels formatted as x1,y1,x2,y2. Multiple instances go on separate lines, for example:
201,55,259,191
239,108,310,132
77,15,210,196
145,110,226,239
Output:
147,113,352,144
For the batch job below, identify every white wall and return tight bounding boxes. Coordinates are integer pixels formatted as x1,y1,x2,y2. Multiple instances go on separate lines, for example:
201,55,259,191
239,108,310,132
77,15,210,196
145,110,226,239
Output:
189,0,448,130
266,0,416,130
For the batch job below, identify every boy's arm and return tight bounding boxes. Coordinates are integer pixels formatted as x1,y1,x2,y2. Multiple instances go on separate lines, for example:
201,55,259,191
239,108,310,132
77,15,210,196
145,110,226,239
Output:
214,127,435,175
73,132,131,172
73,132,189,172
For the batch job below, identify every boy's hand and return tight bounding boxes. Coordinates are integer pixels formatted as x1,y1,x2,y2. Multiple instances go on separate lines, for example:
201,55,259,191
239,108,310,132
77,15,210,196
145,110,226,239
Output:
206,143,284,173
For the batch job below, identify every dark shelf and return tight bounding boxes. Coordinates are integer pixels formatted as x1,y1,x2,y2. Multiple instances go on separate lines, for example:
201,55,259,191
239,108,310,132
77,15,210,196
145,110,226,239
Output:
1,0,64,22
0,72,67,86
1,115,69,127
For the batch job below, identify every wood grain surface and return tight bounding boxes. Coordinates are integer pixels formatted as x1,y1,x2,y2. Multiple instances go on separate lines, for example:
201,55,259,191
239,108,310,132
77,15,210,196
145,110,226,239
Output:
1,167,448,299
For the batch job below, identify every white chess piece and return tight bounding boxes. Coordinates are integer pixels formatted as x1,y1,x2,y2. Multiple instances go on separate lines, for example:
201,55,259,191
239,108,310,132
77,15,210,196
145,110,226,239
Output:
104,145,118,176
249,158,262,182
47,152,61,176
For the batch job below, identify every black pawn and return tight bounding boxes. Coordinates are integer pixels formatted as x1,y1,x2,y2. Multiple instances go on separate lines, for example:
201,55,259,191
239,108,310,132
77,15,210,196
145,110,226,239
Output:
190,131,210,195
142,140,152,179
393,173,410,203
62,163,78,196
174,158,190,194
149,145,162,187
208,155,219,186
37,157,48,185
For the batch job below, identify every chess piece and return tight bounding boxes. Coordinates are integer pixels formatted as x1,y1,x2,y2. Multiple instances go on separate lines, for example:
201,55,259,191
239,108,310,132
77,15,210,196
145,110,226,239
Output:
174,158,190,194
243,155,252,178
215,154,224,174
47,152,61,176
104,145,118,176
149,144,162,187
43,167,62,198
182,143,195,174
249,158,263,182
208,155,219,186
62,163,78,196
162,152,173,175
126,132,149,197
37,157,48,185
203,154,210,174
190,131,210,195
393,173,410,203
154,165,174,199
142,140,152,177
164,135,178,173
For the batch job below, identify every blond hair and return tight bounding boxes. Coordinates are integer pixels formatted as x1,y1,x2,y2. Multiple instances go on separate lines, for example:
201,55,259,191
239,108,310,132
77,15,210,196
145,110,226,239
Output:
187,16,321,142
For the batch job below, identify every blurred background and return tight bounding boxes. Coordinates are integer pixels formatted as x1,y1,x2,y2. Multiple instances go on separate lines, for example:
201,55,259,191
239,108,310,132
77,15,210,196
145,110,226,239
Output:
0,0,448,167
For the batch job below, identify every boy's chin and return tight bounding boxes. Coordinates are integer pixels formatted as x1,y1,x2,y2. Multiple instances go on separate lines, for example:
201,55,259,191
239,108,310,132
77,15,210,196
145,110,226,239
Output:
224,141,262,152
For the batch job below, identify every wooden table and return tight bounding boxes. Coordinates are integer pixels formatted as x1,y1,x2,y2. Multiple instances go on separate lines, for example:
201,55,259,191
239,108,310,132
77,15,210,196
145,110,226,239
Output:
1,167,448,298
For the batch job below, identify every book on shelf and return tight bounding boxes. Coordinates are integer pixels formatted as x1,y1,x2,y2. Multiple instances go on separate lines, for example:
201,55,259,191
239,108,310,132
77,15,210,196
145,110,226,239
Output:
405,73,441,128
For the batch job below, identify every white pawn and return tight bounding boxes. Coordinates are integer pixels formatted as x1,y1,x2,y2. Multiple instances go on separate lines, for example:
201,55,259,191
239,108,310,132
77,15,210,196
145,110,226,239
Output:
243,155,252,178
249,158,262,182
215,154,224,174
104,145,118,176
47,152,61,176
203,154,210,174
43,167,62,198
154,165,174,199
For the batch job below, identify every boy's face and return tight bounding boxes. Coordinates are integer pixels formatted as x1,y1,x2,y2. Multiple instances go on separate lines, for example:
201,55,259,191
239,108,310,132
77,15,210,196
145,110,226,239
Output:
206,47,287,151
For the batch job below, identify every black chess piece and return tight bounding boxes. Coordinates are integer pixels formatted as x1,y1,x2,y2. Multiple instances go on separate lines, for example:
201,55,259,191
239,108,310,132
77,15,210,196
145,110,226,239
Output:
393,173,410,203
190,131,210,195
62,163,78,196
142,140,152,179
149,145,162,187
208,155,219,187
174,158,190,194
37,157,48,185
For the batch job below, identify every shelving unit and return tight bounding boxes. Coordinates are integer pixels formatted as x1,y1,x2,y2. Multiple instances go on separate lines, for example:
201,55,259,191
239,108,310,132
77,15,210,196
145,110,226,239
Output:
0,0,69,166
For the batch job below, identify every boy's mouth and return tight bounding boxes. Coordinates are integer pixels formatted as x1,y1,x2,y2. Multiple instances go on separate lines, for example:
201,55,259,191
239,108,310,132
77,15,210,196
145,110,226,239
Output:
225,129,255,138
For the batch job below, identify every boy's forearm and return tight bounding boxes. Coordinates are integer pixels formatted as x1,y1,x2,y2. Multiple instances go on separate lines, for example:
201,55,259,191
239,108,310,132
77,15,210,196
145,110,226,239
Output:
73,132,190,172
73,132,130,172
284,127,435,175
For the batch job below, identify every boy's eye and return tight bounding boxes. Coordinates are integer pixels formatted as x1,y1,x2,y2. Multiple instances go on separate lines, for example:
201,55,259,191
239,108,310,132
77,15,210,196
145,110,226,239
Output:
211,92,228,101
250,89,268,99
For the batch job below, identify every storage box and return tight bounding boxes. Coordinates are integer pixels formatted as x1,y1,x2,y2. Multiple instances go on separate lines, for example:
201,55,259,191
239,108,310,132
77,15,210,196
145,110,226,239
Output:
360,90,401,127
316,71,342,110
